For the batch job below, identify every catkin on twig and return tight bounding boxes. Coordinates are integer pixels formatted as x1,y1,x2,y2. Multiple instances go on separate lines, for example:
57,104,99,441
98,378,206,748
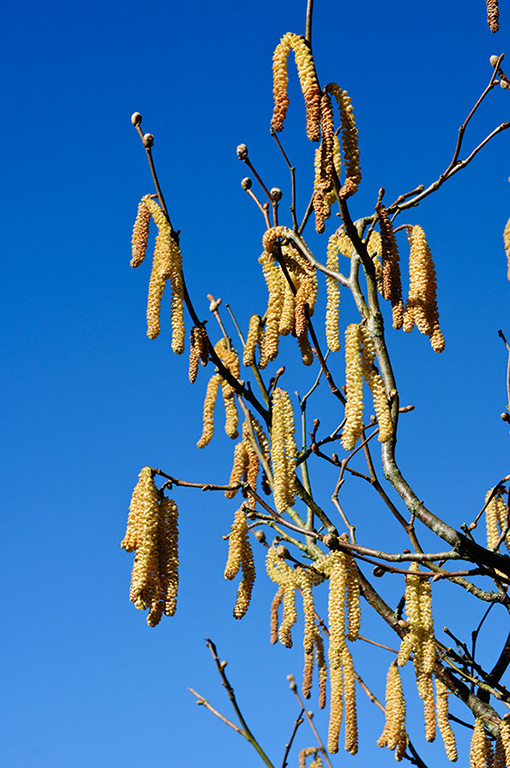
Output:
325,83,362,199
486,0,499,32
435,678,457,761
270,388,297,513
121,468,179,626
376,204,403,328
470,718,492,767
403,225,445,353
271,32,321,141
131,199,151,268
224,506,256,619
377,662,406,755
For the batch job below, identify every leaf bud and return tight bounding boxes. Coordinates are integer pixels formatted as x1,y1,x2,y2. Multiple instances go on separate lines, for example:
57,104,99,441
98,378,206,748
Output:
276,545,290,559
254,530,266,543
270,187,283,201
241,177,252,190
143,133,154,148
131,112,142,126
236,143,248,159
490,54,500,68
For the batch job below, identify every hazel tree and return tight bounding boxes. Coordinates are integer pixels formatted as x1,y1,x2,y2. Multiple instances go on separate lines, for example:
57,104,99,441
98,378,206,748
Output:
121,0,510,765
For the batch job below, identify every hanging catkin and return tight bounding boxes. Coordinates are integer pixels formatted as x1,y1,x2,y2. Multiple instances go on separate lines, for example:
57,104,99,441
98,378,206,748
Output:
271,32,321,141
504,216,510,281
130,199,151,268
270,388,297,513
224,506,256,619
377,662,406,756
324,83,362,199
403,225,444,353
376,204,403,328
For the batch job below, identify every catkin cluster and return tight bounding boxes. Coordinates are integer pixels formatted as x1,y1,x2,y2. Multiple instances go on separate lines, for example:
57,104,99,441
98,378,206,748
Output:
121,467,179,626
403,225,445,353
485,486,510,552
341,324,393,450
224,506,256,619
188,325,209,384
321,548,360,755
377,662,407,761
504,215,510,281
266,547,326,703
270,388,298,513
324,83,362,200
225,415,271,505
271,33,321,141
313,93,342,233
131,196,185,354
257,227,317,367
376,204,404,329
397,564,436,741
197,338,240,447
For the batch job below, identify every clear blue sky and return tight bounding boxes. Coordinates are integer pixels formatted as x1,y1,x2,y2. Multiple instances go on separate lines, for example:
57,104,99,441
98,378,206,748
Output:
2,0,509,766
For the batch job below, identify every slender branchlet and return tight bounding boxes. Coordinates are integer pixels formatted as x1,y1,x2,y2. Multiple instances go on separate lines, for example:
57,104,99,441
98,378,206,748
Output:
224,505,256,619
403,225,445,353
271,32,321,141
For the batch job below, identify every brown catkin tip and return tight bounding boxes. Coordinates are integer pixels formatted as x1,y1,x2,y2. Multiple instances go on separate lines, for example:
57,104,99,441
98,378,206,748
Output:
504,215,510,281
486,0,500,32
131,200,151,268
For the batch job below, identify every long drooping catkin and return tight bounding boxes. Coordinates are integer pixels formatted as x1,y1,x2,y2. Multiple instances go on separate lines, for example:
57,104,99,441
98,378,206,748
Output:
325,83,361,199
377,662,406,755
327,551,347,753
143,196,185,353
131,199,151,268
271,32,321,141
403,225,444,353
270,388,297,513
197,373,221,448
122,468,179,626
470,718,492,767
435,678,457,761
359,326,393,444
215,338,240,440
341,324,364,451
376,204,403,329
243,314,262,367
224,506,256,619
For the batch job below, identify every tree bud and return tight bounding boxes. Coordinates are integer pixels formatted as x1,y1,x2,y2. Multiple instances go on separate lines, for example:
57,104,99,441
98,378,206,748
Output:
270,187,283,201
236,143,248,159
131,112,142,126
490,54,500,68
143,133,154,148
241,177,252,190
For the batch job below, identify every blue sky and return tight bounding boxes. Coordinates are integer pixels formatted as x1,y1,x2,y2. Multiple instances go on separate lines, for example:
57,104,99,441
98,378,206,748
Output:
2,0,510,766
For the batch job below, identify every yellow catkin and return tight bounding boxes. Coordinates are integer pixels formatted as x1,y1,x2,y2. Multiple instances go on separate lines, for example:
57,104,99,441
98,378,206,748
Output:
313,92,336,232
243,314,262,367
143,197,185,353
270,586,284,644
197,373,221,448
303,640,314,700
271,32,321,141
325,236,341,352
342,644,358,754
486,0,499,32
270,388,297,513
259,251,284,363
470,718,491,768
299,748,316,768
485,488,500,550
309,752,324,768
404,225,445,353
397,564,421,667
225,441,249,499
188,325,209,383
131,199,151,268
128,469,160,610
376,204,403,329
359,326,393,443
327,551,347,753
325,83,361,199
497,719,510,764
215,338,240,440
378,662,406,753
266,547,298,647
423,675,436,742
224,506,256,619
494,733,507,768
365,229,384,294
435,678,458,761
341,324,364,450
345,552,361,641
504,216,510,281
121,466,151,553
